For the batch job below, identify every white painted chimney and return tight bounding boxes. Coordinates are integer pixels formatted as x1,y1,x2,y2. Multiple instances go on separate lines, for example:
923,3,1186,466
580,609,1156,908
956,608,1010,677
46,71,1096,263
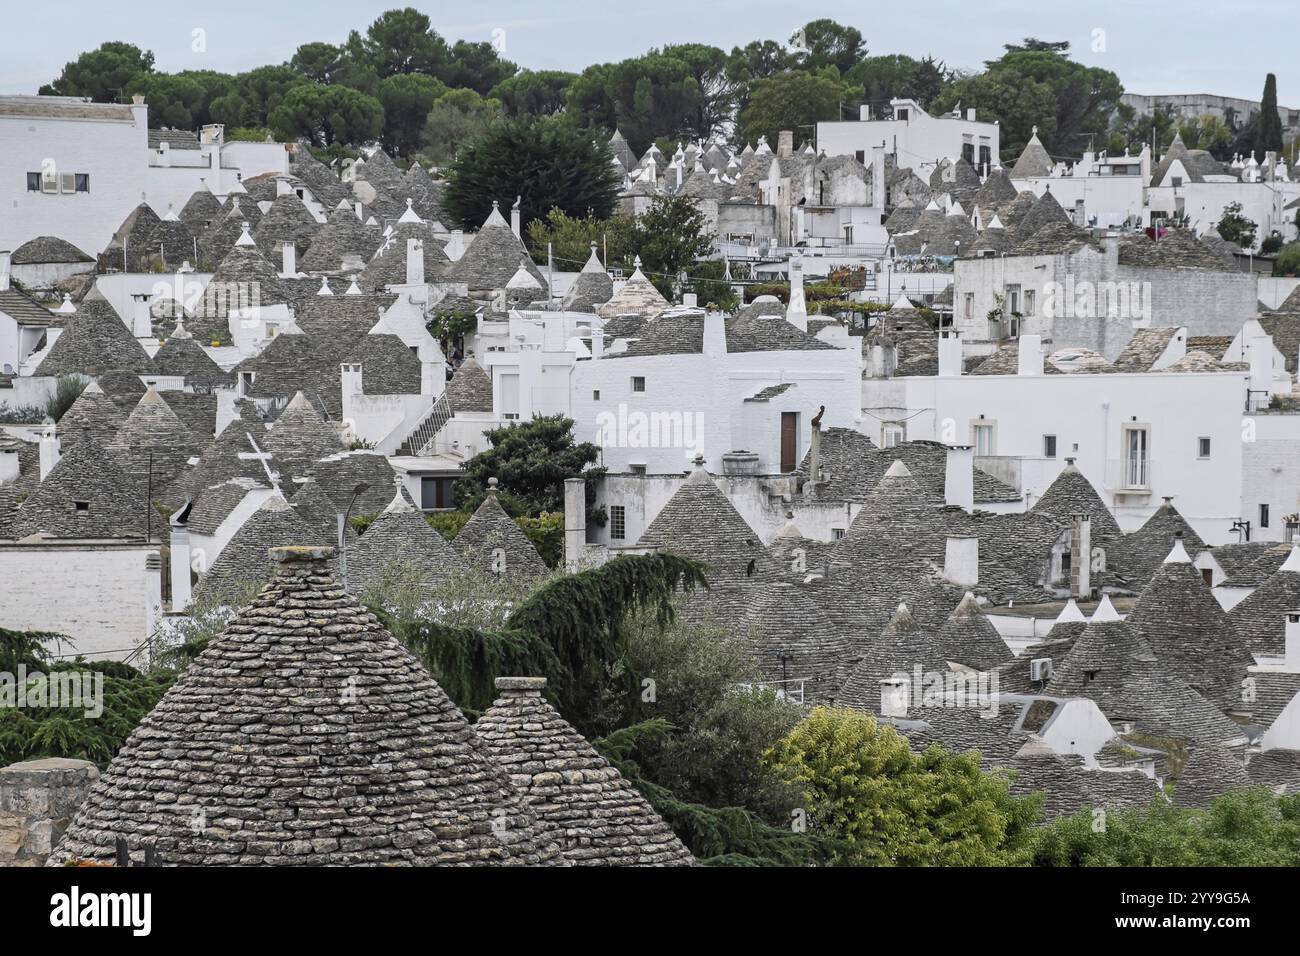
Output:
564,477,587,570
682,292,698,308
937,330,963,377
703,309,727,356
787,258,808,332
0,250,10,291
591,325,604,359
406,238,425,285
38,429,60,480
808,422,823,486
1286,611,1300,669
144,552,163,636
945,444,974,512
276,178,293,197
510,197,522,238
280,241,296,278
880,677,909,718
943,535,979,588
871,144,886,210
1017,333,1043,376
169,523,192,611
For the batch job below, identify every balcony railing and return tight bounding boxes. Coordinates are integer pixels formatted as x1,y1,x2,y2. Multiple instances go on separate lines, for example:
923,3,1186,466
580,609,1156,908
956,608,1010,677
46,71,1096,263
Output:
1105,457,1153,491
734,679,806,705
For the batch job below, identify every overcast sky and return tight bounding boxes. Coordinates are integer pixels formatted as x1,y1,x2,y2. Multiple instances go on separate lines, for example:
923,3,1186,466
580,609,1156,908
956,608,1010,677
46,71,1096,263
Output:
2,0,1291,105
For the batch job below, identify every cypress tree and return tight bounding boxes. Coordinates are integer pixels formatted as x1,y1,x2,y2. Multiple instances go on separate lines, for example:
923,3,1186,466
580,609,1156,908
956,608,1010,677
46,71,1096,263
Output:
1256,73,1284,156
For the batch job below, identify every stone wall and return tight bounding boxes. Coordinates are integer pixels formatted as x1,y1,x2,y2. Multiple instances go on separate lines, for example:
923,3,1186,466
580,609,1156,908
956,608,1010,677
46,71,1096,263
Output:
0,757,99,866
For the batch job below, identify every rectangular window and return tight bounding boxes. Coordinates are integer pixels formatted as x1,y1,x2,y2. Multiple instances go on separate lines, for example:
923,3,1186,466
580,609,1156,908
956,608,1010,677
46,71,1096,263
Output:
972,422,995,456
832,528,846,540
631,376,645,393
610,505,626,540
1260,504,1270,529
40,168,58,193
896,108,909,122
882,423,905,448
592,390,600,401
75,173,89,192
1198,437,1211,459
630,464,646,476
1023,289,1036,316
59,172,76,194
26,172,39,191
964,293,974,321
1043,435,1057,458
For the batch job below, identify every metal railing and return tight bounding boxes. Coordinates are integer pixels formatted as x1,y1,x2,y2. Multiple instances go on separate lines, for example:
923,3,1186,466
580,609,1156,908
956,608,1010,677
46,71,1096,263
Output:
401,392,452,457
1105,456,1153,491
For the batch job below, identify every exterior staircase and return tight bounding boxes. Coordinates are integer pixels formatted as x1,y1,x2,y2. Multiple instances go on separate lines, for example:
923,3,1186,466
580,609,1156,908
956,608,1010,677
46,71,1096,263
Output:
396,392,452,456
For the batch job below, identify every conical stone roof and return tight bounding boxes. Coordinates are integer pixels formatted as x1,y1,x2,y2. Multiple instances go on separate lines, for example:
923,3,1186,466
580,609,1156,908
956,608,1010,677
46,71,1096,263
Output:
738,582,849,701
261,392,345,479
1123,541,1255,710
1227,546,1300,658
300,204,382,273
178,189,224,234
50,545,558,865
454,488,549,578
473,676,694,866
189,494,312,608
36,299,153,376
57,381,127,451
1010,128,1054,179
348,480,461,596
445,204,545,291
595,262,669,321
936,592,1013,670
252,192,321,258
1112,502,1201,582
11,434,145,540
105,387,202,494
636,466,775,586
1030,462,1121,541
838,603,953,712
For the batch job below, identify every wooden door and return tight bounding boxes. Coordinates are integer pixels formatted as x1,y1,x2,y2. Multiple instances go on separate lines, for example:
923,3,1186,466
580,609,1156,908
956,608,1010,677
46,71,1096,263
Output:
781,413,797,473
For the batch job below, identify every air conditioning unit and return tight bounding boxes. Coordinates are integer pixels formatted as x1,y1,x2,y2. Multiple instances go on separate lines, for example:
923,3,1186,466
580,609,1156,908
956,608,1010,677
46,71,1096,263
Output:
1029,658,1054,682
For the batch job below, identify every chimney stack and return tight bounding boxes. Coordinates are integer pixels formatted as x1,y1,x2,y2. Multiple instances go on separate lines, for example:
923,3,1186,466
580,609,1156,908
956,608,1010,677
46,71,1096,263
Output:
1284,611,1300,669
1071,514,1092,599
937,330,963,377
0,250,10,291
406,238,425,285
787,258,808,332
591,325,605,359
703,309,726,357
945,444,974,512
38,429,60,480
510,197,522,238
808,419,823,486
169,521,192,611
280,241,296,278
943,535,979,588
1017,333,1043,376
564,477,587,570
880,677,909,718
871,144,886,209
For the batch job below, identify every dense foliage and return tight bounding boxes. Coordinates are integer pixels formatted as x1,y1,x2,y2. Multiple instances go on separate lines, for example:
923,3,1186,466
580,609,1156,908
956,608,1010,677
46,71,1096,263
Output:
766,707,1041,866
442,116,621,232
452,414,606,527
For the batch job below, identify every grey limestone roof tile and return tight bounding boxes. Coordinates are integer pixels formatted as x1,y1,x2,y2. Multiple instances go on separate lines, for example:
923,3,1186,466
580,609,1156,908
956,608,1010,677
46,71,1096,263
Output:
51,545,557,866
474,676,693,865
453,490,549,579
1226,547,1300,657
